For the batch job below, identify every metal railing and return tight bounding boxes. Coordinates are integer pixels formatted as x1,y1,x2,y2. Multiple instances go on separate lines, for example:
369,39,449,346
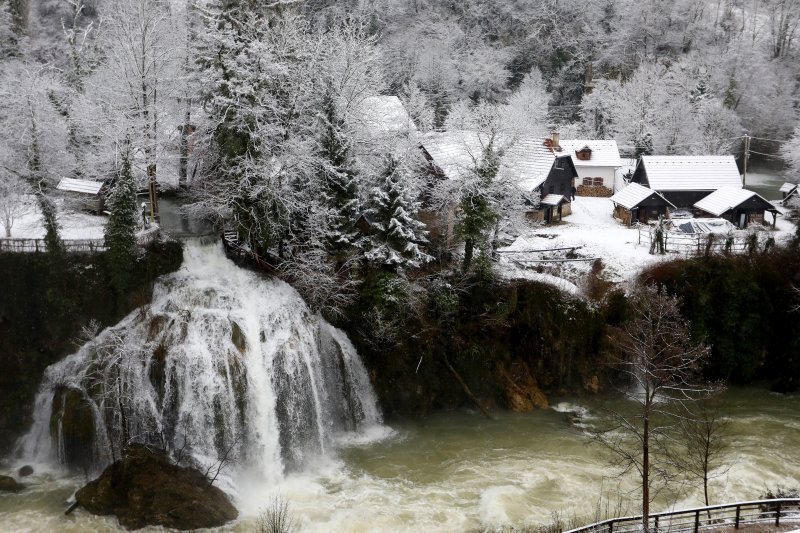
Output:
565,498,800,533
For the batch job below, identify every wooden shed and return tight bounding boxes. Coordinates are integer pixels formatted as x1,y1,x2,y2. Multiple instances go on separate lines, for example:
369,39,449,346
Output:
693,187,778,228
56,178,107,214
610,182,675,226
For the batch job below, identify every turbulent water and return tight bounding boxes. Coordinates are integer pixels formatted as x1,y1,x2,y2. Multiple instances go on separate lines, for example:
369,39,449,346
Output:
2,243,800,532
15,240,382,482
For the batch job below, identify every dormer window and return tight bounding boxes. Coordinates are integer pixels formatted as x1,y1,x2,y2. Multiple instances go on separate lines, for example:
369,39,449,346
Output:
554,158,564,170
575,146,593,161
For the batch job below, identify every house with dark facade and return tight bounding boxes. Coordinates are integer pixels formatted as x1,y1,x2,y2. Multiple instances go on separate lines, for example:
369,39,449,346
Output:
609,182,675,226
693,187,779,228
419,131,578,227
630,155,743,207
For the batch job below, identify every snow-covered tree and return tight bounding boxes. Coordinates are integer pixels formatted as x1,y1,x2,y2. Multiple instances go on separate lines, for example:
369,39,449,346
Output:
319,87,361,263
365,155,431,269
457,139,500,272
104,146,139,294
782,125,800,172
0,171,28,237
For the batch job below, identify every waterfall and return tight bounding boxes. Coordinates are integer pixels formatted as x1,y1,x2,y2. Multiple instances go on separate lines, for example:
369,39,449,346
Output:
16,240,382,482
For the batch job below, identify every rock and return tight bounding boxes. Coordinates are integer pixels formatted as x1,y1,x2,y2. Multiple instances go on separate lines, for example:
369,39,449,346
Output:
75,444,237,530
585,375,601,394
0,475,24,492
18,465,33,477
499,361,549,412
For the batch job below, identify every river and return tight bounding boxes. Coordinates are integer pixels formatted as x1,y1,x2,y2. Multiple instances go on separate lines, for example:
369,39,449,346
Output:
1,388,798,532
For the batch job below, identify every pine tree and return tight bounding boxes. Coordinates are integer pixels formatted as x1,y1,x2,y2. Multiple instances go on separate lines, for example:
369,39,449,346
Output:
319,87,360,264
458,139,499,272
104,147,139,295
366,155,431,269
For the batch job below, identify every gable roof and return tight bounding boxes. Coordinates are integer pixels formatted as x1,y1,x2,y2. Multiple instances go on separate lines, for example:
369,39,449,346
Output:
56,178,104,195
540,194,568,206
780,182,798,194
358,95,416,133
610,182,675,210
420,132,571,192
559,139,622,168
693,187,776,216
637,156,742,191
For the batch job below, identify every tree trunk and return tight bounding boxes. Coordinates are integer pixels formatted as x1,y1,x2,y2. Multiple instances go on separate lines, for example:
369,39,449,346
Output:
463,237,474,272
643,413,650,533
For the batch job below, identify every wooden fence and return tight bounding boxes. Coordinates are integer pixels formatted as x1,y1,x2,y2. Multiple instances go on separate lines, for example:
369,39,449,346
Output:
0,229,161,253
637,226,772,257
565,498,800,533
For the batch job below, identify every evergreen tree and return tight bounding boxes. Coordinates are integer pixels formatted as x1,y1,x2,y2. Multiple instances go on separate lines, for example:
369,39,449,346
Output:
319,87,360,264
366,155,431,269
25,109,64,256
457,139,499,272
104,147,139,295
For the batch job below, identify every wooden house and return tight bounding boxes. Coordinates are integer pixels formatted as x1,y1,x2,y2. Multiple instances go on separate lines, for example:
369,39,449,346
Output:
419,131,578,227
780,182,798,202
610,182,675,226
56,178,107,214
693,187,778,228
630,156,742,207
559,139,622,197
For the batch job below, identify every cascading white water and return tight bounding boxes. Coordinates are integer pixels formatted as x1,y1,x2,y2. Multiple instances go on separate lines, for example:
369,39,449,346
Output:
16,240,382,482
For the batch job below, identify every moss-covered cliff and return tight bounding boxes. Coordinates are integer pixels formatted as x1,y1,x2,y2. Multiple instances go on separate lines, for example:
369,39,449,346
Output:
0,241,183,455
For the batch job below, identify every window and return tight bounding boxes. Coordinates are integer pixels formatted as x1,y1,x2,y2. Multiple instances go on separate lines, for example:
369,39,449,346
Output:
582,177,604,187
549,185,554,194
559,182,565,193
554,158,564,170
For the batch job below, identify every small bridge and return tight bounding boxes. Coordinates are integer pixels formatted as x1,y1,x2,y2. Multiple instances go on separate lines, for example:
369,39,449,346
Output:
566,498,800,533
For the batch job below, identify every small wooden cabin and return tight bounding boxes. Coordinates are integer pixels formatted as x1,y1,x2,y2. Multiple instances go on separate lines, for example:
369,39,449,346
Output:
630,156,743,207
56,178,107,214
610,182,675,226
693,187,778,228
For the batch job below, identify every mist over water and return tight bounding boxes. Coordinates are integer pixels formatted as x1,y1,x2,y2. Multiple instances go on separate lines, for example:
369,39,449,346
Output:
1,243,798,532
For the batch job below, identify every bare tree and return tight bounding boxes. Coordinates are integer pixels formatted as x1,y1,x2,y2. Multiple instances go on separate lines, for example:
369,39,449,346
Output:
673,398,731,511
0,171,29,237
592,284,722,532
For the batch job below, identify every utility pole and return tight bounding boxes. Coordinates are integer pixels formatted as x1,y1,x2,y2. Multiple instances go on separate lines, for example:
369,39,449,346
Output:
742,134,750,188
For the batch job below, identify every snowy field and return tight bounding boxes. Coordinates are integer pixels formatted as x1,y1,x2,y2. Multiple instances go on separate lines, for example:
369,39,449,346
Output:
2,198,108,240
498,196,797,292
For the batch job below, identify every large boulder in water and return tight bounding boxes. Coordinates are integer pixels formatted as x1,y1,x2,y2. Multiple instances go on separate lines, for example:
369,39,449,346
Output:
74,444,237,530
0,475,24,492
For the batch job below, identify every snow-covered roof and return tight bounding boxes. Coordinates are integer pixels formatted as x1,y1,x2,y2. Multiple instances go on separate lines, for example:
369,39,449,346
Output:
610,182,675,210
638,156,742,191
56,178,104,195
779,182,798,194
559,139,622,168
540,194,567,206
358,95,416,133
421,132,563,192
693,187,775,216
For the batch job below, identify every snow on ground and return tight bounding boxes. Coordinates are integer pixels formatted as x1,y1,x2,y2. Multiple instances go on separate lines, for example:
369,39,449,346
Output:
498,196,797,290
499,197,666,287
3,198,108,240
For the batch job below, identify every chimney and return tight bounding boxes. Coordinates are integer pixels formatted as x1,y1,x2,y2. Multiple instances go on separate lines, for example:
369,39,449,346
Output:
551,131,561,152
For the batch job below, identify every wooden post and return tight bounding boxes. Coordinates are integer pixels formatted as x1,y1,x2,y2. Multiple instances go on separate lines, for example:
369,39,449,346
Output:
735,504,741,529
694,510,700,533
776,502,781,526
